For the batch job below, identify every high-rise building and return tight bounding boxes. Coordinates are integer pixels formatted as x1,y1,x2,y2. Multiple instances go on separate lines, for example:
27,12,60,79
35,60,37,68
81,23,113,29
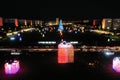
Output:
102,18,112,30
24,19,27,26
0,17,3,26
102,18,120,31
56,18,59,25
18,19,24,26
112,19,120,30
93,19,96,26
35,20,43,26
15,19,18,27
30,20,33,26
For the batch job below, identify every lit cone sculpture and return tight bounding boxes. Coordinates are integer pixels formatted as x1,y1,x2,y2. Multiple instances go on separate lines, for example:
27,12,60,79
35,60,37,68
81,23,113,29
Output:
58,19,64,36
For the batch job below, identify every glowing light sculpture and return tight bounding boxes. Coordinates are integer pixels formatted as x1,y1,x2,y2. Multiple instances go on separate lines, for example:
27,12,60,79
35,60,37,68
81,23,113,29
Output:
4,60,20,74
58,19,64,36
58,41,74,63
113,57,120,72
58,19,64,31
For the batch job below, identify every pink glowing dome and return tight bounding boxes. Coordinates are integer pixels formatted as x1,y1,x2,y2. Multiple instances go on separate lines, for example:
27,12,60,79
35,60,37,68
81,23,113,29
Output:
113,57,120,73
4,60,20,74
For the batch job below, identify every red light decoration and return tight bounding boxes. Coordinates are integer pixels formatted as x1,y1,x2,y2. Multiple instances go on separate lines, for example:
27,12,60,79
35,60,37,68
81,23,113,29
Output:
15,19,18,27
0,17,3,26
58,46,68,63
58,41,74,63
93,20,96,26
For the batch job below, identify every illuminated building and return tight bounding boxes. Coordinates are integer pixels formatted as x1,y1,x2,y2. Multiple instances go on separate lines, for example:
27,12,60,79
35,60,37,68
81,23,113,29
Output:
15,18,18,27
58,41,74,63
0,17,3,26
4,60,20,74
35,20,43,26
56,18,59,25
26,20,32,27
92,19,101,29
83,20,89,23
102,18,112,30
112,19,120,30
30,20,33,25
18,19,24,26
4,18,15,26
102,19,106,30
102,18,120,30
35,20,39,26
24,19,27,26
93,19,96,26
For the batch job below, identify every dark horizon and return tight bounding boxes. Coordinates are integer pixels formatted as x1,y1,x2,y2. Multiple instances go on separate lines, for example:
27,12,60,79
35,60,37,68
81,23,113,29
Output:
1,0,120,20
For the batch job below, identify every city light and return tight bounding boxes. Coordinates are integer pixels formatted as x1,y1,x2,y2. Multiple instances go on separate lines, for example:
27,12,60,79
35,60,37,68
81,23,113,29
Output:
7,33,13,36
11,50,21,55
19,37,22,41
70,41,78,44
107,38,110,42
10,36,15,41
17,33,21,36
104,51,114,56
38,41,56,44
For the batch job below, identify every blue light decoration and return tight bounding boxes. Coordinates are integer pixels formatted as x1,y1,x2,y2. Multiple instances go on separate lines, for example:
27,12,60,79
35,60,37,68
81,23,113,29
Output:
105,51,114,56
104,49,114,56
17,33,20,36
75,31,77,34
44,31,46,34
30,30,32,32
58,19,64,36
58,19,64,31
10,36,15,41
89,29,93,32
19,37,22,41
78,29,80,32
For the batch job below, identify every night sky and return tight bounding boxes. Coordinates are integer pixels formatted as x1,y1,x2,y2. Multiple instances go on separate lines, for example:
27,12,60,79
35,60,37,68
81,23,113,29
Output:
1,0,120,20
